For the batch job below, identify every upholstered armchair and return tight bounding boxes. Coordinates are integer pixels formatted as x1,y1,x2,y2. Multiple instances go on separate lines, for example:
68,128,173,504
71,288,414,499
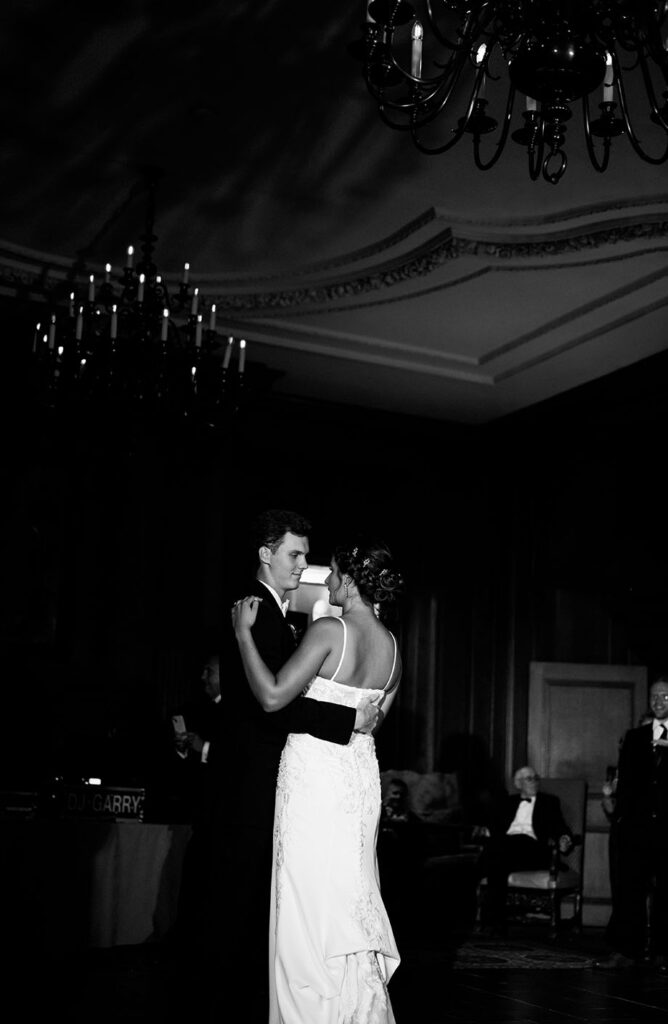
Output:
378,768,480,937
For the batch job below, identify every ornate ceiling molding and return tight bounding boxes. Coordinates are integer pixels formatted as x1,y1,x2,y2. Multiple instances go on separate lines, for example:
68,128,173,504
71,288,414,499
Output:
214,214,668,316
2,206,668,319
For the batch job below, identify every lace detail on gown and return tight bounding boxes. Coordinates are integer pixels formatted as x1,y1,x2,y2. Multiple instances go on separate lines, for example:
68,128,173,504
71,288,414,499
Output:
270,675,399,1024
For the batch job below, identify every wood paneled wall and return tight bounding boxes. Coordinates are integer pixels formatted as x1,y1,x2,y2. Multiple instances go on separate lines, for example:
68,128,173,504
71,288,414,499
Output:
3,284,668,826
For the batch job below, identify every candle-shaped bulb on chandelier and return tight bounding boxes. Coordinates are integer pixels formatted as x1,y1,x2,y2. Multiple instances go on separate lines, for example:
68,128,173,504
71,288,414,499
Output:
603,52,614,103
222,335,234,370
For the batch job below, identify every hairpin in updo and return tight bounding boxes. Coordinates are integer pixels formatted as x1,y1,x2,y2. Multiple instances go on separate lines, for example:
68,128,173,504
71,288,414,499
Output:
363,558,370,567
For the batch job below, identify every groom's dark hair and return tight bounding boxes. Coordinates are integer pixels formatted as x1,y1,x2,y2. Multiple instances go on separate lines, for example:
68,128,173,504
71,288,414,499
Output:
251,509,312,554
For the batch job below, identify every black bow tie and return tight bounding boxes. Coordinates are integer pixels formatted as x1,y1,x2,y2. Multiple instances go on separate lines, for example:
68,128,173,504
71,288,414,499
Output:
520,797,532,802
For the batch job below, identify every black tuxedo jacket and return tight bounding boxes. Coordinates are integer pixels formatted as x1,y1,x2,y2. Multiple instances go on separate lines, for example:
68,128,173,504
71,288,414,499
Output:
220,578,356,828
174,696,224,829
491,792,572,847
178,692,222,744
615,722,668,827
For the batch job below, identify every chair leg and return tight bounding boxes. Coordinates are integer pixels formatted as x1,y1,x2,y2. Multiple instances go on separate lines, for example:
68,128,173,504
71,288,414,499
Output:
645,884,655,959
474,883,483,928
573,892,582,935
548,892,560,941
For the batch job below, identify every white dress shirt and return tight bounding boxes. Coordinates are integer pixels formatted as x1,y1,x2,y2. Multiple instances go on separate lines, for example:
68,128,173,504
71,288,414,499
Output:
653,718,668,742
506,796,537,840
259,580,289,616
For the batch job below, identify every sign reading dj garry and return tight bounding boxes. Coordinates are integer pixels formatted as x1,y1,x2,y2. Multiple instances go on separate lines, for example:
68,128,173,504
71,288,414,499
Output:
60,784,145,821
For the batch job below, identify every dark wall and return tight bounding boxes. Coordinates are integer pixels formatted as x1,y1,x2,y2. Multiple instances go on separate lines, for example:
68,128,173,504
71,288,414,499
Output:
3,289,668,810
0,297,484,789
474,349,668,780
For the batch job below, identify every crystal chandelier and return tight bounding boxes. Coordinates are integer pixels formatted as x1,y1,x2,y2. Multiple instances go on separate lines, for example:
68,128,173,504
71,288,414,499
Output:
355,0,668,184
30,170,249,427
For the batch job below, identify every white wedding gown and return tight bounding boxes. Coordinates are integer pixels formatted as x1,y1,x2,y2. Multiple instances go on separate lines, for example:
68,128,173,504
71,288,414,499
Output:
269,619,400,1024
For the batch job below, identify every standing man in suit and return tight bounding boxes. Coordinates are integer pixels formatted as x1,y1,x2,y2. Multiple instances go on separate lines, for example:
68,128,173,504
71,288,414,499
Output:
594,675,668,973
211,509,381,1022
477,765,573,934
165,652,223,964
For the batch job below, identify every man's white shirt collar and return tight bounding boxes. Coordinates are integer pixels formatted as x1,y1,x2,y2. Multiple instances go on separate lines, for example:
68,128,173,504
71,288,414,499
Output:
259,580,289,616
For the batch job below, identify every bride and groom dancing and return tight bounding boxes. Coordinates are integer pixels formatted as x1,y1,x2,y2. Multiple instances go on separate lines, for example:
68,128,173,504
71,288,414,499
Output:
218,509,403,1023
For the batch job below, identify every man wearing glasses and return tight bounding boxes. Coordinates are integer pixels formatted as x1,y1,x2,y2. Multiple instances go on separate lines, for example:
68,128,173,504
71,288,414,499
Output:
594,675,668,974
476,765,573,935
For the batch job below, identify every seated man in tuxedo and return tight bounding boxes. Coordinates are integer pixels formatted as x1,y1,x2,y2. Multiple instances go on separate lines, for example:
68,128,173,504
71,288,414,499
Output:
477,765,573,934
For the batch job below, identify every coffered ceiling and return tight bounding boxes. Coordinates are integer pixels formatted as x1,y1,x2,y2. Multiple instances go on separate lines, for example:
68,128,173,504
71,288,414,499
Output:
2,2,668,424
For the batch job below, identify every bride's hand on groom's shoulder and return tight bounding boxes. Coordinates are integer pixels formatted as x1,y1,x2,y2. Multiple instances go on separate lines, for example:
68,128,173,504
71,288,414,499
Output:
231,595,262,634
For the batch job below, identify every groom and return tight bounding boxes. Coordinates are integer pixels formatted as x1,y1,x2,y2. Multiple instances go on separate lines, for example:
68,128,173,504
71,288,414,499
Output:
211,509,381,1022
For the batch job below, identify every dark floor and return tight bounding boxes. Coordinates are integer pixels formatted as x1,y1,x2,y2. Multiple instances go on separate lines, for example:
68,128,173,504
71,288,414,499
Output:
26,921,668,1023
393,925,668,1023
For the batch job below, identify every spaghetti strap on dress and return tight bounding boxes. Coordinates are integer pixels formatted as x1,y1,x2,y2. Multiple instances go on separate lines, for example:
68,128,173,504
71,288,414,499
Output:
329,617,348,683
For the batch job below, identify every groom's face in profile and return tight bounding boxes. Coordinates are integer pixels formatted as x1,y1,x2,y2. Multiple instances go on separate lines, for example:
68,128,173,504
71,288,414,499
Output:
264,531,309,596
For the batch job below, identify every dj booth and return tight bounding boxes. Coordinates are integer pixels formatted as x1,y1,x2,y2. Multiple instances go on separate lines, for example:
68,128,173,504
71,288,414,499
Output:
1,783,192,953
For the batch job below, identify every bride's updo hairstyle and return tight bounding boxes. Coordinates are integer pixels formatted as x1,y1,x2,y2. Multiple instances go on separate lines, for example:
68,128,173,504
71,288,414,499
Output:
333,539,403,607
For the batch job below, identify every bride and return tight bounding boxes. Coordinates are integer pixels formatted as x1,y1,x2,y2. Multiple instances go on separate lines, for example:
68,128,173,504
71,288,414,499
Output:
232,538,403,1024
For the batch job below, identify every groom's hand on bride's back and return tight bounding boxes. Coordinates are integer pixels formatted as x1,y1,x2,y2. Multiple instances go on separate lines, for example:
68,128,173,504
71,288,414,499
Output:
354,704,384,734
